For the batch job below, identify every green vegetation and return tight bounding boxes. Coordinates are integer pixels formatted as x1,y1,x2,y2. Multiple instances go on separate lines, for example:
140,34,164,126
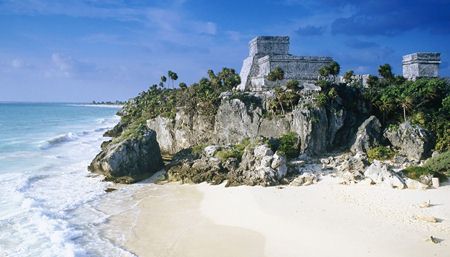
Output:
367,146,395,162
192,144,207,156
319,61,340,79
403,166,447,183
214,138,251,161
117,68,241,141
286,80,300,90
402,151,449,182
266,132,299,159
267,67,285,82
424,151,450,176
364,66,449,152
269,87,301,115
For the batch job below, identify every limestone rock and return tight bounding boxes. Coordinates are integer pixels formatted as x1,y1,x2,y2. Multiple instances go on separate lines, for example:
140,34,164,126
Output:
167,157,228,185
204,145,221,157
384,122,433,161
405,179,429,190
89,128,164,183
254,145,274,158
364,160,406,189
350,116,382,154
227,144,288,186
271,153,288,179
289,173,318,186
323,152,368,183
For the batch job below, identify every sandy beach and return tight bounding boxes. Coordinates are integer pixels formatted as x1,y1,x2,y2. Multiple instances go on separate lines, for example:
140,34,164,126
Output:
105,177,450,257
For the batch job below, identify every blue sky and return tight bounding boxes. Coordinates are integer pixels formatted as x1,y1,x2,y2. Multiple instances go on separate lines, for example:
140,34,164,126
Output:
1,0,449,102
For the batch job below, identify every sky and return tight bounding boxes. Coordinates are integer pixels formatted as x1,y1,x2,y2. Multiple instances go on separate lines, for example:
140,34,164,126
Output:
1,0,449,102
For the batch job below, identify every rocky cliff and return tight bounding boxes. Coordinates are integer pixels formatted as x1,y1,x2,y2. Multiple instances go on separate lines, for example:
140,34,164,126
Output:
146,90,367,157
88,67,448,185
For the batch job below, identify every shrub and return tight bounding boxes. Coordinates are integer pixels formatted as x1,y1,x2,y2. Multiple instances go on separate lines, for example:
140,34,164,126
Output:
191,144,206,156
278,132,299,159
367,146,395,162
403,166,447,182
267,67,285,82
424,151,450,176
286,80,300,90
316,93,328,107
215,149,241,161
214,138,251,162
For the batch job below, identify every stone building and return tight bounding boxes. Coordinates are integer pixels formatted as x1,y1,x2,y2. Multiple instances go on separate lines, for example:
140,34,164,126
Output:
402,52,441,80
237,36,334,91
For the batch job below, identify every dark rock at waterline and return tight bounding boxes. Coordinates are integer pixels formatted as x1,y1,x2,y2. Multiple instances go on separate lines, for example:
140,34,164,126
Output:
103,121,126,138
89,128,164,183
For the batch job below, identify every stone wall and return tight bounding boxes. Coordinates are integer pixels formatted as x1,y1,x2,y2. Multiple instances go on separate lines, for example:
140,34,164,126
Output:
249,36,289,57
237,36,333,91
402,52,441,80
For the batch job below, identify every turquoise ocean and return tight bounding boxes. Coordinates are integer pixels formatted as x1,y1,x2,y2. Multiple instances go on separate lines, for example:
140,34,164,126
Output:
0,103,137,257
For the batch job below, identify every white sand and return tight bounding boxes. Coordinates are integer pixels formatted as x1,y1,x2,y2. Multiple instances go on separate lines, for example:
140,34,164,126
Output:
112,177,450,257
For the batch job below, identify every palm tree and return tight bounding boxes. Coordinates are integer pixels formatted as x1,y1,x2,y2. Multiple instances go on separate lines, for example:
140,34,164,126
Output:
168,71,178,89
378,64,394,81
377,96,394,123
274,87,286,115
398,94,413,122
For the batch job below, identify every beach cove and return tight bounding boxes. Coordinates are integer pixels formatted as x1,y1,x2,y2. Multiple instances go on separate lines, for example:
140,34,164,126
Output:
101,176,450,257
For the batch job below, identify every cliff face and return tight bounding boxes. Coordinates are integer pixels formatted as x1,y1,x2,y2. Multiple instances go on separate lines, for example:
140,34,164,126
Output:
146,92,362,157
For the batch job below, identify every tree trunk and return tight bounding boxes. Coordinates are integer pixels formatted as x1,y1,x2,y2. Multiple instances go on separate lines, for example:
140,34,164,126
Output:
403,106,407,123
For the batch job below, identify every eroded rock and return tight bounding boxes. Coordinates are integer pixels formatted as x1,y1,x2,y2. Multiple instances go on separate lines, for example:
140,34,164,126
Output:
350,116,382,154
364,160,406,189
384,122,434,161
89,128,164,183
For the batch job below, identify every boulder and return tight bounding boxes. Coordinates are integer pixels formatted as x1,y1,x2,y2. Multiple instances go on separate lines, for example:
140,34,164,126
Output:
384,122,434,161
89,128,164,183
227,144,288,186
350,116,382,154
364,160,406,189
271,153,288,179
289,173,318,186
167,157,228,185
323,152,368,183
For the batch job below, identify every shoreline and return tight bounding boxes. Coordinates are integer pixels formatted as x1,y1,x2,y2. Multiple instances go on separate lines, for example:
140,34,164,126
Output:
105,177,450,257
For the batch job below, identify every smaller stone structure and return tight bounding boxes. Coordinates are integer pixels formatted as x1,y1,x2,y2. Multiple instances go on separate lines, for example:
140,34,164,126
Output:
237,36,333,91
402,53,441,80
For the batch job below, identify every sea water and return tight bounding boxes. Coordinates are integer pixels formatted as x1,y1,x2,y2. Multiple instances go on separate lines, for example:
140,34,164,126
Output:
0,103,135,257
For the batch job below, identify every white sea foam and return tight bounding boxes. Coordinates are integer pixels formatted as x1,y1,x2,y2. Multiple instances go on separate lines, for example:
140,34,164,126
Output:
0,108,133,256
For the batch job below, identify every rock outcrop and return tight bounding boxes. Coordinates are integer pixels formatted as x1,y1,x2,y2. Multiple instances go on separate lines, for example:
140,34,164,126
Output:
89,128,164,183
146,92,357,157
350,116,382,154
228,145,288,186
384,122,434,161
167,143,289,187
364,161,406,189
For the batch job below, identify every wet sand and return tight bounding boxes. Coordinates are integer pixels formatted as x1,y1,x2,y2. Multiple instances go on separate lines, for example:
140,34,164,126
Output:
106,184,265,257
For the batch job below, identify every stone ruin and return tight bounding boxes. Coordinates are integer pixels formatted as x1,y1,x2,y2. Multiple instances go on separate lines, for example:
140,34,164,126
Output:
402,52,441,81
237,36,334,91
